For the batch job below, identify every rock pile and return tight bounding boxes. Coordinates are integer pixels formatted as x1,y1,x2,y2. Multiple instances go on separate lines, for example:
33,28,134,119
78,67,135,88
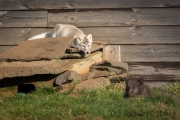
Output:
0,37,103,80
55,60,128,91
0,37,130,93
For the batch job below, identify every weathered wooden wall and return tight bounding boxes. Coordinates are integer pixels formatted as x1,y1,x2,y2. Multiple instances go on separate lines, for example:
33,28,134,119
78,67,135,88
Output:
0,0,180,81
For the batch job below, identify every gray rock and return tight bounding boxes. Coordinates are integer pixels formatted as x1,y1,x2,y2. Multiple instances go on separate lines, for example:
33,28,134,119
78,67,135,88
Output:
90,66,123,74
81,70,116,81
73,77,110,92
90,60,128,74
108,73,128,82
91,60,128,70
55,70,81,86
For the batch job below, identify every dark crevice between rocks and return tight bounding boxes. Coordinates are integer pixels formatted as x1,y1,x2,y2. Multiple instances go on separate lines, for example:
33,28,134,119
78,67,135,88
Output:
17,84,36,94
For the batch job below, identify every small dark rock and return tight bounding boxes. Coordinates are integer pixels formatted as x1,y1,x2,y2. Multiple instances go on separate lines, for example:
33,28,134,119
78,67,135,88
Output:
55,70,81,86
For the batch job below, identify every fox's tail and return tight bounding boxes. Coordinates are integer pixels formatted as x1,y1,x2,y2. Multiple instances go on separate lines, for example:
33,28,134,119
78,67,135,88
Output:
28,32,52,40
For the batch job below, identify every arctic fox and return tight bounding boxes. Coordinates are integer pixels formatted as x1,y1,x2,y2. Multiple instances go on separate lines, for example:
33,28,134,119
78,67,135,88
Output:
124,77,151,97
28,24,93,54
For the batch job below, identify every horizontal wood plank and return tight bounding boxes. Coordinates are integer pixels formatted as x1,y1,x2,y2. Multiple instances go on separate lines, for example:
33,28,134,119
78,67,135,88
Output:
135,8,180,25
0,0,179,10
1,26,180,45
48,8,180,27
0,28,51,45
120,45,180,62
0,0,23,10
0,46,14,54
81,26,180,45
128,62,180,81
0,11,47,27
146,81,173,87
48,10,134,27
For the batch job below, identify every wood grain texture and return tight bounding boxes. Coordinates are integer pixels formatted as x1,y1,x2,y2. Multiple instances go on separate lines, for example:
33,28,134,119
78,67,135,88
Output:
48,8,180,27
134,8,180,25
0,0,24,10
48,10,134,27
1,26,180,46
120,45,180,62
0,11,47,27
0,46,14,54
0,0,180,10
146,81,173,87
0,28,51,45
81,26,180,45
103,45,121,62
128,62,180,81
1,26,180,45
71,51,102,75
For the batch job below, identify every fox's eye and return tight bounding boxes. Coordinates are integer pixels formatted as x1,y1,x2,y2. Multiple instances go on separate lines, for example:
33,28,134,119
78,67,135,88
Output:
81,45,85,48
77,37,82,42
88,45,91,47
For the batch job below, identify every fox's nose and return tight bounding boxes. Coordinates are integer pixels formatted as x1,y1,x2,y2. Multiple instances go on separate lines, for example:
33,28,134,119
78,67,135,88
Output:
85,52,90,54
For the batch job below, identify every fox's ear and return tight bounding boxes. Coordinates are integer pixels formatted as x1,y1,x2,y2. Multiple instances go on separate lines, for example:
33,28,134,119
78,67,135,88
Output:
87,34,93,42
137,78,144,85
52,24,61,37
55,24,61,29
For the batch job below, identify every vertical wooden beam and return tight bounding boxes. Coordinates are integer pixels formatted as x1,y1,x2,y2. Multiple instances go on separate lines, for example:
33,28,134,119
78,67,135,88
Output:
103,45,121,62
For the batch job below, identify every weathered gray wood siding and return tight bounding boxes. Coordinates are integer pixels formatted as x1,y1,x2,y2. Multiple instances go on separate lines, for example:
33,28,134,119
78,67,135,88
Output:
0,0,180,81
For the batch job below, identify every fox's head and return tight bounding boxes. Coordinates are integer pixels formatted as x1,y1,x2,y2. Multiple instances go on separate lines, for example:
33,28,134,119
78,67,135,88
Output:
75,34,93,54
125,77,144,97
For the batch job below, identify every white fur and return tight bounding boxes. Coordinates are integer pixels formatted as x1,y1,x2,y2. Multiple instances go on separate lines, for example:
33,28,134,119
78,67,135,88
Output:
28,24,93,54
28,32,52,40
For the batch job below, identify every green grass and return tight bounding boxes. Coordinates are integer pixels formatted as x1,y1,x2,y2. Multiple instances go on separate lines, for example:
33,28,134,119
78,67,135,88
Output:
0,83,180,120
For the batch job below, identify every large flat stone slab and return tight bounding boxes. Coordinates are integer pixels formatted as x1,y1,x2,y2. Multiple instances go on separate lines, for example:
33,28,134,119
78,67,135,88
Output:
0,37,73,61
0,60,72,80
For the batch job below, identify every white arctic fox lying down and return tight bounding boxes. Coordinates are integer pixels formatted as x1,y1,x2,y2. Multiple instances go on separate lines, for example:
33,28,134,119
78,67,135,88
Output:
28,24,93,54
